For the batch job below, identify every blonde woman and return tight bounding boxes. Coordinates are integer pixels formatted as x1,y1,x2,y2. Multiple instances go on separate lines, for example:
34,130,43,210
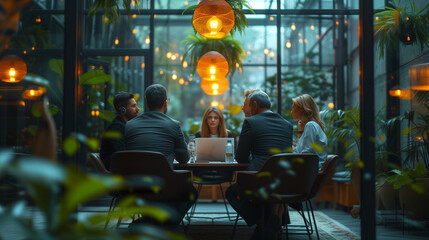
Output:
195,107,233,138
291,94,328,169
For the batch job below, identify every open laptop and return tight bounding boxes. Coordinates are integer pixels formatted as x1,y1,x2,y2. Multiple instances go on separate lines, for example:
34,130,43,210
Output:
195,138,234,162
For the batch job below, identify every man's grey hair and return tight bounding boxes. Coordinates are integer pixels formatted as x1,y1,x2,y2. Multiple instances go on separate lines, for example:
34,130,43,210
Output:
244,89,261,98
248,91,271,109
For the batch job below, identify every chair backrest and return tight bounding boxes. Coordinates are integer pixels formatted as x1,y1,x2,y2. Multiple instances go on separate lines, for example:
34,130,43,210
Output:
110,150,192,201
88,153,109,174
237,153,319,202
308,155,338,199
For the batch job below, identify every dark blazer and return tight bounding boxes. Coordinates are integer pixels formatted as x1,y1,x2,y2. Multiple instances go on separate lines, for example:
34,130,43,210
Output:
195,130,233,138
236,111,293,171
100,116,126,170
124,110,189,168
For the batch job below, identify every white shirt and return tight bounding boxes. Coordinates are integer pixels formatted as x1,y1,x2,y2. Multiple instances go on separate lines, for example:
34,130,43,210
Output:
293,121,328,170
210,134,218,138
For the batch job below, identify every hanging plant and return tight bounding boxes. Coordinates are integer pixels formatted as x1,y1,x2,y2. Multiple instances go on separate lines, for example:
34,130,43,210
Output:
374,0,429,59
183,0,254,36
89,0,140,26
182,32,245,77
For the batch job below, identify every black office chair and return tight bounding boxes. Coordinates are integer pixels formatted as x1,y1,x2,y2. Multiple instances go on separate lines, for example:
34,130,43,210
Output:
189,170,234,221
231,153,319,240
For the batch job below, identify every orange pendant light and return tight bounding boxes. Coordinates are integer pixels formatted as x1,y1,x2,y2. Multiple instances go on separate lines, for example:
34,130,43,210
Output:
196,51,229,79
409,63,429,91
201,77,229,95
22,86,46,100
192,0,235,39
0,55,27,83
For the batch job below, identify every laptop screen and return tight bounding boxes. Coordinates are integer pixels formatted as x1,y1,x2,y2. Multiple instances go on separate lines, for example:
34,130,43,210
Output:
195,138,234,161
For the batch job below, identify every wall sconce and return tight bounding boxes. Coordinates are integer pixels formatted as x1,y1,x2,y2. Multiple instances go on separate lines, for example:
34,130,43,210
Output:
0,55,27,83
193,0,234,39
409,63,429,91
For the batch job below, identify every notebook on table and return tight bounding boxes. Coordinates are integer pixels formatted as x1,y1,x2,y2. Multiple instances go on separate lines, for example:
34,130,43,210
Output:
195,138,234,162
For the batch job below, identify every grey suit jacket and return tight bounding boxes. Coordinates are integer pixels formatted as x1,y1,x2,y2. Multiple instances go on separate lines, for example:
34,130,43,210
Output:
236,110,293,171
124,110,189,168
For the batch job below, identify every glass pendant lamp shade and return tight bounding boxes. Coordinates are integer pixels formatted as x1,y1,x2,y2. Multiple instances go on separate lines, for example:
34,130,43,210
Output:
196,51,229,79
192,0,235,39
0,55,27,83
409,63,429,91
201,77,229,95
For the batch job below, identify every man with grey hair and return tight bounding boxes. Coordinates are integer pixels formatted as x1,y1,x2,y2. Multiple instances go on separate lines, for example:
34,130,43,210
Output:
226,90,292,237
236,90,293,170
242,89,260,118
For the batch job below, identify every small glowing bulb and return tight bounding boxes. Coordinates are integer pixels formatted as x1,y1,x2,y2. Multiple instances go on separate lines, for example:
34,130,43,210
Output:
211,101,219,107
395,89,401,96
269,16,274,21
212,83,219,90
172,74,177,80
407,35,411,41
145,36,150,44
182,61,188,68
115,38,119,45
286,41,291,48
179,78,185,85
236,63,239,68
375,16,379,21
299,39,303,44
30,90,35,96
328,103,334,109
132,14,136,18
35,17,41,23
213,89,218,95
219,104,224,110
264,48,269,54
9,68,16,77
207,16,222,34
310,25,315,30
166,52,172,58
160,71,164,75
141,63,145,68
132,28,137,34
210,66,216,75
269,51,274,57
185,1,189,5
155,47,159,52
406,17,409,21
291,24,296,31
210,75,216,80
171,55,177,60
96,110,100,116
124,56,129,61
298,33,302,37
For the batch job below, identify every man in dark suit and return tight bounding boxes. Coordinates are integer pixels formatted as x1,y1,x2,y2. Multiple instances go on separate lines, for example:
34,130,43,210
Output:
227,90,292,238
124,84,189,168
236,91,293,171
100,92,139,170
124,84,193,226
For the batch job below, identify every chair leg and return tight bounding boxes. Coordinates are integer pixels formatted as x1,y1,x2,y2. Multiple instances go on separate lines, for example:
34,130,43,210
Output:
219,183,234,221
308,200,320,240
190,184,202,218
230,214,240,240
304,201,314,234
104,196,117,229
298,207,312,240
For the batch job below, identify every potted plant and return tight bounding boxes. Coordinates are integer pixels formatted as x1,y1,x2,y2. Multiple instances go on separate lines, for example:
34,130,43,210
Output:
89,0,141,26
181,33,245,77
384,163,429,220
374,0,429,59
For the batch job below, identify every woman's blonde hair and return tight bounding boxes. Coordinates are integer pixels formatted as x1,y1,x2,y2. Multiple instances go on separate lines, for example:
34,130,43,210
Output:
200,107,228,138
292,94,325,131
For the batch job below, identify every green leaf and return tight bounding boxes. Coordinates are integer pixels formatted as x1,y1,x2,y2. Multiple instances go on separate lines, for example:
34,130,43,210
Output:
23,73,50,87
48,59,64,76
410,181,425,194
31,102,43,117
256,171,270,178
269,148,282,154
108,97,114,108
48,104,60,116
63,137,80,156
98,110,116,122
79,70,112,85
189,124,200,135
102,130,123,139
228,104,242,115
86,138,100,151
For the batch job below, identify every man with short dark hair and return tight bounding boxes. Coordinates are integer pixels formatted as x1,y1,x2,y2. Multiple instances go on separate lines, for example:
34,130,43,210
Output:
124,84,189,167
124,84,193,227
100,92,139,170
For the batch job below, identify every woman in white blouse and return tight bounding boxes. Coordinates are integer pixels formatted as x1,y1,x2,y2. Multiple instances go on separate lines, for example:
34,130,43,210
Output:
291,94,328,169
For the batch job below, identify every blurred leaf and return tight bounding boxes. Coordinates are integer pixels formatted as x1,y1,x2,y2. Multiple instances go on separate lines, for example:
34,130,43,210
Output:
228,104,242,115
108,97,114,108
28,125,38,136
355,160,365,169
31,102,43,117
269,148,282,154
410,181,425,194
188,120,193,124
86,138,100,151
401,127,412,135
79,70,112,85
48,104,60,116
310,143,324,153
102,130,122,139
48,59,64,75
63,137,80,156
189,124,200,135
292,157,304,164
99,110,116,122
11,201,26,217
134,93,140,102
256,171,270,178
277,160,291,169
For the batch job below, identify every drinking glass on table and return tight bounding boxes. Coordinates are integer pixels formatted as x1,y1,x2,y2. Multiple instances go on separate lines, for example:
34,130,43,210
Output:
188,134,196,163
